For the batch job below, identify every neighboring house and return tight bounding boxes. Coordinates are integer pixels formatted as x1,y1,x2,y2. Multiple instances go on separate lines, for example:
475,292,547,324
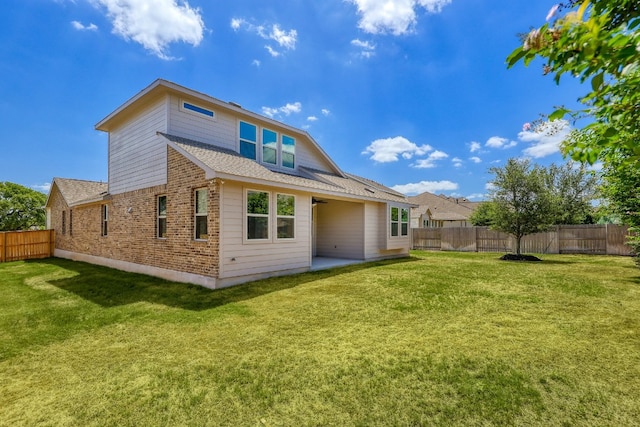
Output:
409,192,480,228
46,79,412,288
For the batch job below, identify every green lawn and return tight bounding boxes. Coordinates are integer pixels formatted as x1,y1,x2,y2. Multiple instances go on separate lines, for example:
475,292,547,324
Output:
1,252,639,426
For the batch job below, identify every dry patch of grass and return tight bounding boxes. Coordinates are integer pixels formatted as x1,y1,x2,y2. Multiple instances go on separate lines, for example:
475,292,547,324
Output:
1,252,639,426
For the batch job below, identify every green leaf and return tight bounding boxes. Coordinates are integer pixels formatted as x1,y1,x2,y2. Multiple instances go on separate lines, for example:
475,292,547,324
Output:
591,73,604,91
549,108,570,121
603,127,618,138
506,48,526,68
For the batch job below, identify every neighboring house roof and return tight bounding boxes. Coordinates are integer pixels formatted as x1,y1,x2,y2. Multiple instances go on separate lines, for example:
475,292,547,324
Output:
409,191,479,221
161,133,409,204
46,178,108,207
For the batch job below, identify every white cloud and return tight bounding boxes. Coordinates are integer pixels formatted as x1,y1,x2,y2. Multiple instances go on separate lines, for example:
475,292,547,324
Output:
486,136,517,149
31,183,51,193
452,157,463,168
230,18,244,31
252,59,261,67
469,156,481,164
362,136,432,163
351,38,376,58
265,45,280,57
485,182,496,191
466,193,485,200
391,180,458,195
231,19,297,57
307,116,318,122
95,0,204,60
321,109,330,116
261,102,302,118
348,0,452,35
469,141,481,153
266,24,297,50
72,20,98,31
518,119,571,158
412,150,448,168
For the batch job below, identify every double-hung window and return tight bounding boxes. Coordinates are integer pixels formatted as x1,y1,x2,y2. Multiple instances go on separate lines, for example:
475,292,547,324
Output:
247,190,269,240
69,210,73,236
157,195,167,238
282,135,295,169
101,205,108,236
390,207,399,237
239,121,257,160
401,208,409,236
276,194,295,239
195,189,208,240
390,206,409,237
262,129,278,165
62,211,66,235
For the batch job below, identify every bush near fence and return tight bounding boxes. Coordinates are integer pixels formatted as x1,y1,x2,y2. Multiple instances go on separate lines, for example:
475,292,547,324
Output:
412,224,632,256
0,230,55,263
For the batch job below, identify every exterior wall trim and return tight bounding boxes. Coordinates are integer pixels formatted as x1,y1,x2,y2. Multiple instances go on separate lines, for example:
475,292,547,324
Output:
54,249,218,289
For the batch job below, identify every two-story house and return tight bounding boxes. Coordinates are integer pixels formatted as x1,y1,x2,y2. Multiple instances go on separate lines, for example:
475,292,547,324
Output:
46,79,412,288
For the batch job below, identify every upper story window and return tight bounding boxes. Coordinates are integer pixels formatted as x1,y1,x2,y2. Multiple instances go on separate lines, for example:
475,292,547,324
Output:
262,129,277,165
239,121,296,169
239,121,257,160
194,189,208,240
181,101,215,119
282,135,295,169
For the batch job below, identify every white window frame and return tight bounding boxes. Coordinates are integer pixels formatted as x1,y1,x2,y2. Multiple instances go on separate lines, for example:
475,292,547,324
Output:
239,121,258,161
101,205,108,237
245,189,270,242
180,100,215,120
276,193,296,240
157,195,167,239
389,206,409,238
194,188,208,241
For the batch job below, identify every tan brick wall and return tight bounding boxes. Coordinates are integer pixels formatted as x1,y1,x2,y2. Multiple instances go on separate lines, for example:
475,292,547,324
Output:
49,147,220,278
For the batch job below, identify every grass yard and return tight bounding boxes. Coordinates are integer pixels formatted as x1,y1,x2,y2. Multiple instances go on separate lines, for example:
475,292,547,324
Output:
1,251,639,426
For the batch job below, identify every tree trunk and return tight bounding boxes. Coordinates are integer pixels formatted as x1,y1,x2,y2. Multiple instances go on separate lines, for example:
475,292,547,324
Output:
516,235,522,255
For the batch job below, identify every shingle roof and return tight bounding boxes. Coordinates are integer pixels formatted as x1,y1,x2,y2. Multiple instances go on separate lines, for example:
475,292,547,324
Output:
51,178,108,206
409,191,477,221
161,133,409,204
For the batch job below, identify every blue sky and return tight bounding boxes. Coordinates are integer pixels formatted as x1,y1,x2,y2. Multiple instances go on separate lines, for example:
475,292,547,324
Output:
1,0,588,199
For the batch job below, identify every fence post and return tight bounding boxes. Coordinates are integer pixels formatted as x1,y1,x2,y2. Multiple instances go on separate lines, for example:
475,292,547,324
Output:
49,229,55,258
0,232,5,263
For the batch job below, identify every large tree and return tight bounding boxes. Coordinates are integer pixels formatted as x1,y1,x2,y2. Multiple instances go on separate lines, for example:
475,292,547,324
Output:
546,161,598,224
0,182,47,231
487,158,555,256
507,0,640,165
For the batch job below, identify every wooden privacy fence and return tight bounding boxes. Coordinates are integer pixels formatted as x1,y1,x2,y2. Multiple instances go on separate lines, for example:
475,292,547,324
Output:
413,224,633,256
0,230,55,263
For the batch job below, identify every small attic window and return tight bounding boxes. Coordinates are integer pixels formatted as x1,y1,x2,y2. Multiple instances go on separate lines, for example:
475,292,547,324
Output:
182,101,215,119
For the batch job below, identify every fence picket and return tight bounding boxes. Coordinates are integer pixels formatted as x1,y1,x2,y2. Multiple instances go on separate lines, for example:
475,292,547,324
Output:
412,225,632,256
0,230,54,262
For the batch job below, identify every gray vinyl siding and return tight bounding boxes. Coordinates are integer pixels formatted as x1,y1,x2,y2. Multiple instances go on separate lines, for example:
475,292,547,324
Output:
108,97,168,195
167,96,237,151
219,182,311,279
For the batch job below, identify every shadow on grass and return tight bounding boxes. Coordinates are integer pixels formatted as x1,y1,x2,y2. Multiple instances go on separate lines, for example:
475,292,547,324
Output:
35,257,418,312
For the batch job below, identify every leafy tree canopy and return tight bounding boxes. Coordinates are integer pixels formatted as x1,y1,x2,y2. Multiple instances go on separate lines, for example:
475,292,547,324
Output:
488,158,555,255
507,0,640,165
0,182,47,231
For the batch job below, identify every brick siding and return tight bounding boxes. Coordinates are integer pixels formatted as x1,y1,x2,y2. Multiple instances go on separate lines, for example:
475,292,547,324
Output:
49,147,220,278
